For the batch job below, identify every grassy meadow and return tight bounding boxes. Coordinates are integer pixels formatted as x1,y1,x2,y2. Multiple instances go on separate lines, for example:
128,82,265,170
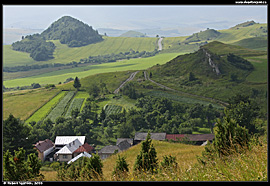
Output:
3,53,180,88
3,88,60,121
3,37,158,67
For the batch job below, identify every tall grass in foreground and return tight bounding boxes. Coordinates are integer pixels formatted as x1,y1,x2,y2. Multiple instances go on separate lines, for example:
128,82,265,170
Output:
39,137,266,181
110,137,267,181
104,137,267,181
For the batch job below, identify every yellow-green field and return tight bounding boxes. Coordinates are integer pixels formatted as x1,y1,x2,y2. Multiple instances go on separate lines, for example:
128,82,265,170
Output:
3,88,60,120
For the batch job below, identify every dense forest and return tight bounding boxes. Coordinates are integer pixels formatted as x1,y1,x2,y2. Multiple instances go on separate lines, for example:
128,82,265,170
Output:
12,34,56,61
41,16,103,47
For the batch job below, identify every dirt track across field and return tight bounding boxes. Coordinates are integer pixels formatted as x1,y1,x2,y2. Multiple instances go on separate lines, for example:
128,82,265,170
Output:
113,71,139,94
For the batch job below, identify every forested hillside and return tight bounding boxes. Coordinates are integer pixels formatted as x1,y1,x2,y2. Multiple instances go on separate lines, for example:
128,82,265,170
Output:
41,16,103,47
10,16,103,61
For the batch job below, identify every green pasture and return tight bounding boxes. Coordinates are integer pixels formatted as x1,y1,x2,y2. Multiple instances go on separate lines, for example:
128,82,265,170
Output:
3,53,180,88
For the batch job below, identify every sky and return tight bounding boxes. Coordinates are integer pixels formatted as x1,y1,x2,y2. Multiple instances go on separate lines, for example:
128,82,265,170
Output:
3,5,268,34
2,5,268,156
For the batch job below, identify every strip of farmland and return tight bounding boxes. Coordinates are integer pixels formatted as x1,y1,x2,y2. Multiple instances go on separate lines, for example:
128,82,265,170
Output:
65,98,85,118
25,91,67,124
45,91,76,122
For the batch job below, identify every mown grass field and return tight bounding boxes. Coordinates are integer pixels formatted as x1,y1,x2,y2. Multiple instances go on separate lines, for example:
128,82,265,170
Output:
4,53,180,88
217,23,267,44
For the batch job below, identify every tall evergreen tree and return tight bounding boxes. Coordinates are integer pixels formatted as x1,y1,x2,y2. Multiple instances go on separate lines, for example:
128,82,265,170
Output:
73,76,81,90
134,131,158,173
3,114,31,153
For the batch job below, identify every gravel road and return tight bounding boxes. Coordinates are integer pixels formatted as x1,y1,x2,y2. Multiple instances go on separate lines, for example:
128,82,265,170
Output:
157,37,163,51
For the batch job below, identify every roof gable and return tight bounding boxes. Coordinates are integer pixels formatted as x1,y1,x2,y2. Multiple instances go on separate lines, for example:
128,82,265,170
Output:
56,139,82,155
117,140,131,151
116,138,134,146
74,143,94,153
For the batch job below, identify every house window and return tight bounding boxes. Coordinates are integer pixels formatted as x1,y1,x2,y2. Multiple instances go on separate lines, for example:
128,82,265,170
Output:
63,155,68,159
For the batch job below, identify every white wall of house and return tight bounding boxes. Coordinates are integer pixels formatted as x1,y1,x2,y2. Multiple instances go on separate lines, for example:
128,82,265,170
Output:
43,146,54,160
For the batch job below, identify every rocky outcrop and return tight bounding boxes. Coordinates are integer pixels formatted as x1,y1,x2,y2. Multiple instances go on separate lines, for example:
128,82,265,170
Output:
203,49,221,75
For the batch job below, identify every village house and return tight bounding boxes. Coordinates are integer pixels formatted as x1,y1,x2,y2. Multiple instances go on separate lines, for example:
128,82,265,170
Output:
99,138,132,159
54,136,86,150
55,138,83,162
54,136,95,162
33,139,54,162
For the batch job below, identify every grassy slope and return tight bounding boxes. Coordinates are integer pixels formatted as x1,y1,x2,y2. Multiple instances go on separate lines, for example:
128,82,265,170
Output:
102,140,204,179
162,23,267,54
217,23,267,43
3,45,36,67
149,42,267,103
40,137,267,181
3,53,179,88
3,37,158,67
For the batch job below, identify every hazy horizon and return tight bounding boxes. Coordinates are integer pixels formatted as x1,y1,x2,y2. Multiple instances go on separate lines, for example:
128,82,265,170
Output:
4,5,267,29
3,5,267,44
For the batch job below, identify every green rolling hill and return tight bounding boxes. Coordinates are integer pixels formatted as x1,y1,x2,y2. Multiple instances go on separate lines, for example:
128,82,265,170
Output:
148,41,267,106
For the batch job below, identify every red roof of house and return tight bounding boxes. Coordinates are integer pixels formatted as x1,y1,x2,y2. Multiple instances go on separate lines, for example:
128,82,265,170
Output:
74,143,94,153
34,139,54,153
166,134,185,141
